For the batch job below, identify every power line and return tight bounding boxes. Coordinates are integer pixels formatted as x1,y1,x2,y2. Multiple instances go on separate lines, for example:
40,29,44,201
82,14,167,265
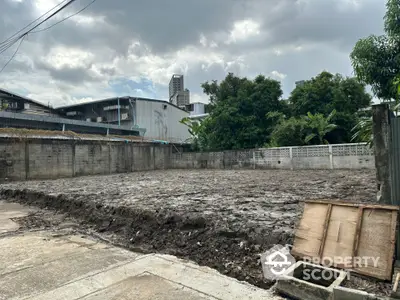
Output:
32,0,98,33
0,0,78,55
0,37,21,54
0,0,99,74
0,36,26,74
0,0,70,48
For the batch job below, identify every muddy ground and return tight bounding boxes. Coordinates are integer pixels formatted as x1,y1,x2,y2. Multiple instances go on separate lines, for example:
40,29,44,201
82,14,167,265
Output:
0,169,390,295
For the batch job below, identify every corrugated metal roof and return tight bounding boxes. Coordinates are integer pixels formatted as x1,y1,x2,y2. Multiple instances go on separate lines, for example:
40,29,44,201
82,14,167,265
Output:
0,88,54,110
56,96,188,112
0,88,188,113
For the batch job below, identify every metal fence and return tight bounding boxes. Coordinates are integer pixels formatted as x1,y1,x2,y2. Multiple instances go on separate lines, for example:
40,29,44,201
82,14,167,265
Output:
390,118,400,205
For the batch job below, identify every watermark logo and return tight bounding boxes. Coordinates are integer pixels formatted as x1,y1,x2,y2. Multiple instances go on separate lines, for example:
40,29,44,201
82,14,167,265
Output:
260,244,381,281
260,244,296,280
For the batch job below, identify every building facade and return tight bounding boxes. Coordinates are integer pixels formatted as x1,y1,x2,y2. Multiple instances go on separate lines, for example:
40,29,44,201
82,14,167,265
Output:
169,74,184,99
0,88,190,142
170,89,190,109
169,74,190,110
57,97,190,142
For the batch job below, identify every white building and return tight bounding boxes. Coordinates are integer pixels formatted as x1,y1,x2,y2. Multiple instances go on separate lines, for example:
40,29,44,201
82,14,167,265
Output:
57,97,191,143
186,102,209,121
135,98,190,143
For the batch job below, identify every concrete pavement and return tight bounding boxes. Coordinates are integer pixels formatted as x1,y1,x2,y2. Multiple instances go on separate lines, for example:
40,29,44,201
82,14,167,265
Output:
0,201,281,300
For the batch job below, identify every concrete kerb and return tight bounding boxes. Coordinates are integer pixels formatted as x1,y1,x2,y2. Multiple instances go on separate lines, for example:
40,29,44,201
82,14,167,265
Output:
333,286,381,300
275,261,347,300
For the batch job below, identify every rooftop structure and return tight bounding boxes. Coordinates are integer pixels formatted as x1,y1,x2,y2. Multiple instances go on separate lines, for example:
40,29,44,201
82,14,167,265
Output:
0,88,56,116
185,102,210,121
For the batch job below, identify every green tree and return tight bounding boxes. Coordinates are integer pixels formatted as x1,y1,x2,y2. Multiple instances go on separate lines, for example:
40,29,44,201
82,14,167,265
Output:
199,73,284,150
350,0,400,101
268,110,338,147
351,117,373,146
289,71,371,143
304,110,338,145
268,116,309,147
351,76,400,147
289,72,371,116
179,117,204,150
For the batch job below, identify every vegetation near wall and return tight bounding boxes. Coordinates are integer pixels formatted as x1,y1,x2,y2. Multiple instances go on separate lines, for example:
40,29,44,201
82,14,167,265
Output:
183,71,371,151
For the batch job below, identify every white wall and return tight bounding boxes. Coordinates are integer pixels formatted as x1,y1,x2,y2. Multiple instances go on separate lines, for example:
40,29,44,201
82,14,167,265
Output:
135,100,190,143
190,103,206,115
170,143,375,170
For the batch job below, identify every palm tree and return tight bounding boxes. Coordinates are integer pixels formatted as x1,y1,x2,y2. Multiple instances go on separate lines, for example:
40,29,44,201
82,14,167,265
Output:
351,117,373,146
351,77,400,147
179,117,202,140
304,110,337,145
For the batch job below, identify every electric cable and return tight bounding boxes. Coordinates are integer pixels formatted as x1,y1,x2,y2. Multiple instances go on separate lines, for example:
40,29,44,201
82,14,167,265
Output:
0,0,99,73
32,0,98,33
0,0,70,48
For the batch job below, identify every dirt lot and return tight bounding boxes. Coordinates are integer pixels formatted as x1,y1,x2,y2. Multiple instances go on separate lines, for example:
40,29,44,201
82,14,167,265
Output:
1,169,387,293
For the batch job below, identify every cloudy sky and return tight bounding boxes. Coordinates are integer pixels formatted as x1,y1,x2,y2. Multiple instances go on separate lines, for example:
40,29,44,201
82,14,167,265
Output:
0,0,386,107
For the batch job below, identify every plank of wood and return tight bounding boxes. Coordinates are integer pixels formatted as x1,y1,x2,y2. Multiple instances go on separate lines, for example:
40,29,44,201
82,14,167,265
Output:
292,202,328,257
352,207,364,267
318,204,332,258
306,200,399,211
322,205,358,268
293,201,398,280
354,208,394,280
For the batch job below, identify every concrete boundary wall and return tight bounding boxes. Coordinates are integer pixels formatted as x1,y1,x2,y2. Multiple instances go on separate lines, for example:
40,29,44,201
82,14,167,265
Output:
0,138,375,182
170,143,375,170
0,138,170,182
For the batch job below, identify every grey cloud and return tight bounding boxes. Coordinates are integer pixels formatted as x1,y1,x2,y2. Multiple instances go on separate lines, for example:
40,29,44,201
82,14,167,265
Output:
34,60,97,84
260,0,386,51
0,0,388,102
99,66,116,77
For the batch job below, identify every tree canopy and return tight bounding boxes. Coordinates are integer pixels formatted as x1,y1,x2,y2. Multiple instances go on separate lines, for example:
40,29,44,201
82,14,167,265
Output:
289,71,371,116
350,0,400,101
198,73,284,150
184,71,373,151
288,71,371,143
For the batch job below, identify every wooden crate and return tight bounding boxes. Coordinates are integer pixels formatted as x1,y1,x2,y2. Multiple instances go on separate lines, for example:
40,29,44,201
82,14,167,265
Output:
292,200,399,280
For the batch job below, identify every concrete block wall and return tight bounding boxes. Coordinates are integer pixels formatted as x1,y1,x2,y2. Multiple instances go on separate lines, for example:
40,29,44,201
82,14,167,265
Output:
0,137,171,182
170,143,375,170
0,138,375,182
0,139,26,181
28,142,74,179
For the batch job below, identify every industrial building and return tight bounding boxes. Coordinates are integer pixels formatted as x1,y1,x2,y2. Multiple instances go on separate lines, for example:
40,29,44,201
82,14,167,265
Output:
57,97,190,143
169,74,190,110
0,88,57,116
0,88,191,143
